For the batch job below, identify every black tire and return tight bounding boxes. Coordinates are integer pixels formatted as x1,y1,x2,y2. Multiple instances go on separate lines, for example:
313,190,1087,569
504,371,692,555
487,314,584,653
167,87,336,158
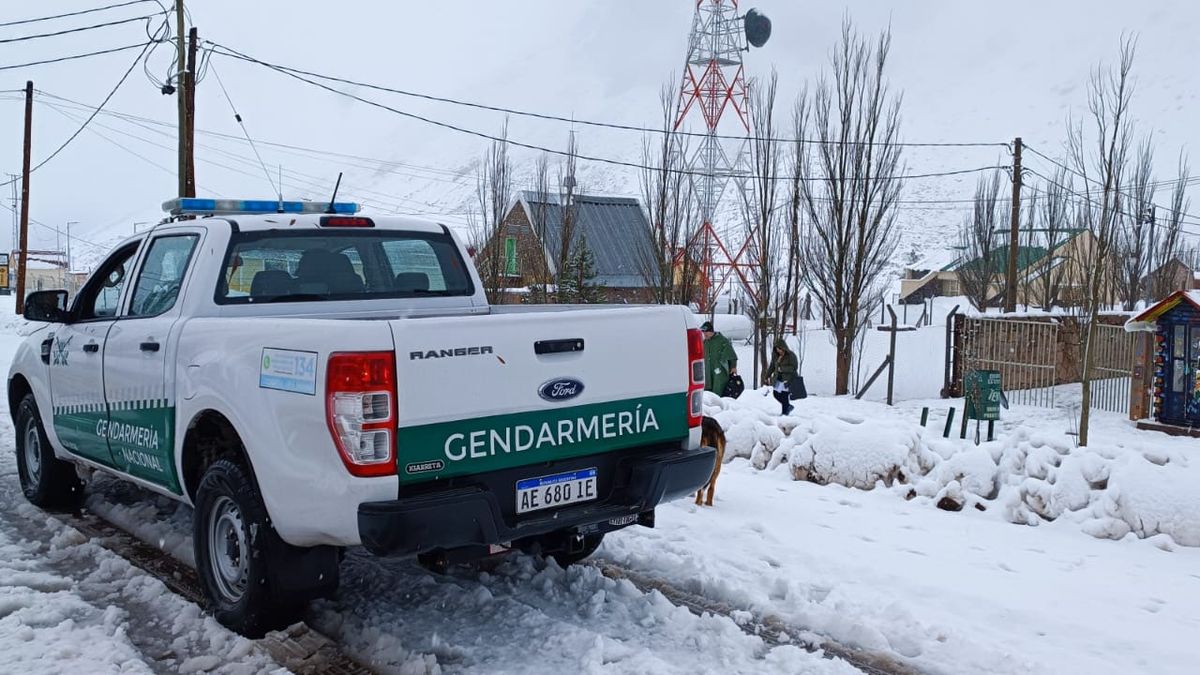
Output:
14,393,83,511
193,459,305,637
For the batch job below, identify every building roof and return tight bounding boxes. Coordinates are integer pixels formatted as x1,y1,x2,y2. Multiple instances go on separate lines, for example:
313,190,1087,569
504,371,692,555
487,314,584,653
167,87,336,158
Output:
942,245,1049,274
520,191,654,288
1125,290,1200,332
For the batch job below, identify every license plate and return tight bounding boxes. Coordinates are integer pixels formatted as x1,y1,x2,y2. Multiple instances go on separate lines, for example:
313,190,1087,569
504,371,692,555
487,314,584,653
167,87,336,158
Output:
515,468,598,514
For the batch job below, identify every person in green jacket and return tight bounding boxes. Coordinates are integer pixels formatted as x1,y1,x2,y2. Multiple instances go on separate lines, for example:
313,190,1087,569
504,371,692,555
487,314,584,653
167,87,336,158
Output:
701,321,738,397
763,338,798,415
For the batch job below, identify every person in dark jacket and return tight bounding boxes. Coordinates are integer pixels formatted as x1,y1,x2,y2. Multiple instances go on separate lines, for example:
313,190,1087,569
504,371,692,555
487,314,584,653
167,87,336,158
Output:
701,321,738,397
763,338,798,415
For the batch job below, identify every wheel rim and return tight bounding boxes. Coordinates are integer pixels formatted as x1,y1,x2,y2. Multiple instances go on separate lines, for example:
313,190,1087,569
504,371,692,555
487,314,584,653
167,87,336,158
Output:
208,495,250,603
22,417,42,487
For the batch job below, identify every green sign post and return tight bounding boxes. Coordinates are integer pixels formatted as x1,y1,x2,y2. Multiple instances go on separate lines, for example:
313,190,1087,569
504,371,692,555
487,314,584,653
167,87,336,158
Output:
964,369,1003,421
963,369,1003,443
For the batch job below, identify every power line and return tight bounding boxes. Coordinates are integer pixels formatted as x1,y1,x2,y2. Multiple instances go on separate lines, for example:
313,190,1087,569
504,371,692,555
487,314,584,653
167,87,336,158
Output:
209,60,279,198
0,22,167,190
0,0,156,29
0,42,149,73
205,41,1011,150
35,90,472,180
1023,167,1200,238
0,200,107,250
28,90,1015,216
0,13,160,45
1022,143,1200,225
200,42,1009,184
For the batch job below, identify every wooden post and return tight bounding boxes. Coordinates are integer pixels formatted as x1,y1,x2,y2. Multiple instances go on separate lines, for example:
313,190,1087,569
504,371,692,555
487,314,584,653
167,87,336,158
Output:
1005,137,1022,313
15,81,32,315
942,304,961,397
184,27,199,198
943,407,956,438
176,0,187,198
886,305,898,405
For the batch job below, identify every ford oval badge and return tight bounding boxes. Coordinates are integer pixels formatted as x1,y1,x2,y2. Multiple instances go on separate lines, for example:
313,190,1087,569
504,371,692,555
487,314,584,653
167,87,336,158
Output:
539,377,584,402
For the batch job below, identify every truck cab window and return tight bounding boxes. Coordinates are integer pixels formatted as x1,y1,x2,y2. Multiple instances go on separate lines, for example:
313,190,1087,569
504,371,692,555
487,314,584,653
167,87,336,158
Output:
129,235,199,317
72,243,139,321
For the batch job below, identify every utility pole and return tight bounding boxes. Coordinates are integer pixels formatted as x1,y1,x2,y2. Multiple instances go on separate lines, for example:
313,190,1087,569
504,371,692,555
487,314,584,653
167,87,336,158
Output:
175,1,187,199
1145,206,1157,302
65,220,77,273
184,26,198,197
16,81,32,315
1005,137,1023,314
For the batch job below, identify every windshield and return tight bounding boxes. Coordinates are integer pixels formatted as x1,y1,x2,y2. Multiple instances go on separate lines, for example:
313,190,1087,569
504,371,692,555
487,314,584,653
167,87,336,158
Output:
216,229,474,304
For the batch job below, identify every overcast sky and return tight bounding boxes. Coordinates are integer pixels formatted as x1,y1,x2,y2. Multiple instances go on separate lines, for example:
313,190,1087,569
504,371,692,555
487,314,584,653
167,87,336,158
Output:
2,1,1199,266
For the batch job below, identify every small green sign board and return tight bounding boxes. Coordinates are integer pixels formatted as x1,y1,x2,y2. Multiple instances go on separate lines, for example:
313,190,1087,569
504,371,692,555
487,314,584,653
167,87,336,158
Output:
965,369,1003,421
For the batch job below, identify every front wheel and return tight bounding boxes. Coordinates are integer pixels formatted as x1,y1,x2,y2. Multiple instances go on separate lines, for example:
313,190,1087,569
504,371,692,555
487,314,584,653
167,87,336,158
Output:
193,459,304,637
14,393,83,511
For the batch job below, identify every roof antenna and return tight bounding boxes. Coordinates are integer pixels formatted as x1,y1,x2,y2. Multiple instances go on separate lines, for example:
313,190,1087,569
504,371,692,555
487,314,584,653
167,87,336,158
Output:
276,165,284,213
326,172,344,214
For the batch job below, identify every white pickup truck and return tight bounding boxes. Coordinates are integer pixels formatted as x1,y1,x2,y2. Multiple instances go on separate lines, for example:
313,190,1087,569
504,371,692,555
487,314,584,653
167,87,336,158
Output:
8,198,715,636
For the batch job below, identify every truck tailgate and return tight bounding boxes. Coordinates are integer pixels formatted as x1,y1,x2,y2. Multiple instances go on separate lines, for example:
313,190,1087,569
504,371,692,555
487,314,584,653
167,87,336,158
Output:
391,306,691,484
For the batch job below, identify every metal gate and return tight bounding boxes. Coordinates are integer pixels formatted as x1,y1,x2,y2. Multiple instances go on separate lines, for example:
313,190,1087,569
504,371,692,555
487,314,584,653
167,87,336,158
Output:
958,317,1059,408
1087,323,1136,414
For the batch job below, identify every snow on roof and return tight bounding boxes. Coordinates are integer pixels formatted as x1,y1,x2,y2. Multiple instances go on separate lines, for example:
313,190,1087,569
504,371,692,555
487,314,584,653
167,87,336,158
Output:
908,248,962,272
1125,290,1200,332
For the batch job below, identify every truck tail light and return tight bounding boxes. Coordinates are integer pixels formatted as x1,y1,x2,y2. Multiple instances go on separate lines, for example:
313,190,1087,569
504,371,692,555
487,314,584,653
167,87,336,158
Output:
687,328,705,428
326,352,396,477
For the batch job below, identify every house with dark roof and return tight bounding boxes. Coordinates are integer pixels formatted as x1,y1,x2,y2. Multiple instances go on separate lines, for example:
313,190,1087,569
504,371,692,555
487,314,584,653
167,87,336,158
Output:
476,191,659,303
899,229,1151,308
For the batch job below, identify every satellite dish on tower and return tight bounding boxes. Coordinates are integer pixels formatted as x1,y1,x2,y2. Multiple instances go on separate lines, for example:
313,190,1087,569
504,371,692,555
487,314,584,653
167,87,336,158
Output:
744,9,772,49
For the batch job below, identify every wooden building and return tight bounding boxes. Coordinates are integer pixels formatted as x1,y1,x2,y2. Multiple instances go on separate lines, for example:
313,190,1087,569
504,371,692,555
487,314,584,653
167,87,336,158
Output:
1125,291,1200,435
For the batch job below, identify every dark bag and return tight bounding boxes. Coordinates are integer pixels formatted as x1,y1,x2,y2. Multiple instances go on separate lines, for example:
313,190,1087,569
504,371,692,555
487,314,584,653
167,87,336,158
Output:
722,374,745,399
788,375,808,400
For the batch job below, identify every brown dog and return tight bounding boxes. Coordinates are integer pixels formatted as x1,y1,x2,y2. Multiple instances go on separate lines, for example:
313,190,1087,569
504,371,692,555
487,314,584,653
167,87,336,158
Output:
696,416,726,506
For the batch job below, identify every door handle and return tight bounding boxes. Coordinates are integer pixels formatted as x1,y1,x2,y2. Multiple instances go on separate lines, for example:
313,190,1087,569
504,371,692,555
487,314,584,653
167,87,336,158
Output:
83,343,99,353
139,341,161,353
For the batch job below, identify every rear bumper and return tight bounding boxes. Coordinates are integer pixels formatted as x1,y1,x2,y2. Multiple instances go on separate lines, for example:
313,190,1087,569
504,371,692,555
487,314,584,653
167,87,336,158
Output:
358,445,716,556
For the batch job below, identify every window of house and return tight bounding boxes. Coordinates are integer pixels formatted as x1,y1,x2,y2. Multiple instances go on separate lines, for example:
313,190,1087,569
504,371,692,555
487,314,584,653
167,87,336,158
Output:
504,236,518,276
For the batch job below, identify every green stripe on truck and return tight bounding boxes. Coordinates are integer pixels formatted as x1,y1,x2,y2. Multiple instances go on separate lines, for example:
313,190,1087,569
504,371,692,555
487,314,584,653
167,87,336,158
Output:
397,393,689,484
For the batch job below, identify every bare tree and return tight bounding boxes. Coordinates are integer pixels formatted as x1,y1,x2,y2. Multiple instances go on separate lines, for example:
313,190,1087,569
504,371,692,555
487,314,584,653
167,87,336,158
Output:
1033,167,1073,310
956,170,1006,312
1150,156,1191,301
1069,37,1136,447
469,120,513,304
525,153,554,303
638,81,699,305
554,133,581,304
799,20,904,395
740,71,784,379
1019,189,1039,310
779,93,810,344
1114,138,1155,310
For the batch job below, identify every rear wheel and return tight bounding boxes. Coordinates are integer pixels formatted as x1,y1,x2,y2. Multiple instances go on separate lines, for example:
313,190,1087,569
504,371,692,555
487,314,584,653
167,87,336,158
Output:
14,393,83,511
193,459,307,637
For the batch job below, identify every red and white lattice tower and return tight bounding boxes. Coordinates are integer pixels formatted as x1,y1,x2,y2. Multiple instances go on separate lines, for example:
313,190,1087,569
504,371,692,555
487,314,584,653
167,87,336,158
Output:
674,0,757,313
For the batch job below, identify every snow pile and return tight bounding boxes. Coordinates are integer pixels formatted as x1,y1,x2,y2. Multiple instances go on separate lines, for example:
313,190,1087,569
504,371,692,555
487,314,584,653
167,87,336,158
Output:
704,391,1200,547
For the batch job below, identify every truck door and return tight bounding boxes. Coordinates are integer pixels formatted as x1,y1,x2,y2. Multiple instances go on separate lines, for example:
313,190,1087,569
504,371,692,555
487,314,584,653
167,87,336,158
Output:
48,241,142,467
102,231,201,494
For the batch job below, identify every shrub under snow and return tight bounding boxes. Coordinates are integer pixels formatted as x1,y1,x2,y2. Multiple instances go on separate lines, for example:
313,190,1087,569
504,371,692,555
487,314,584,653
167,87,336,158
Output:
703,391,1200,548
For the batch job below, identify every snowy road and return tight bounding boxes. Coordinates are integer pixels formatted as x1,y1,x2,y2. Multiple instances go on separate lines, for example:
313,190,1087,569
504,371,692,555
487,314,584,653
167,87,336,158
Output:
71,467,865,674
0,369,859,673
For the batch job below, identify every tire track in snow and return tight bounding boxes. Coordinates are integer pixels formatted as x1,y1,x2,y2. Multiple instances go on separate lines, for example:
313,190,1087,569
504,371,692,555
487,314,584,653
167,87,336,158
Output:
588,560,922,675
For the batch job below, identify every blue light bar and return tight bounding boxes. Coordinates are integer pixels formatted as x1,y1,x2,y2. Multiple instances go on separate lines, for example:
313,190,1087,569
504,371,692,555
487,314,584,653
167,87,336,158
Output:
162,198,360,216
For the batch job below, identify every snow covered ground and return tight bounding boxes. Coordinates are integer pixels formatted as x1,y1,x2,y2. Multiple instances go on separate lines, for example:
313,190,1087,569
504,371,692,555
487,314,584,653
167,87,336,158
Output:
2,293,1199,674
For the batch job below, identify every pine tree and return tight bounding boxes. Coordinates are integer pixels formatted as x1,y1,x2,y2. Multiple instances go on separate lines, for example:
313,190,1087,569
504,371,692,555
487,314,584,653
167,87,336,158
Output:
558,235,605,303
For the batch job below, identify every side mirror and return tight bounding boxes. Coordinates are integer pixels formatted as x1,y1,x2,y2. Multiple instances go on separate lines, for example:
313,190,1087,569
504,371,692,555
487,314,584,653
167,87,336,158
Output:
24,290,70,323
